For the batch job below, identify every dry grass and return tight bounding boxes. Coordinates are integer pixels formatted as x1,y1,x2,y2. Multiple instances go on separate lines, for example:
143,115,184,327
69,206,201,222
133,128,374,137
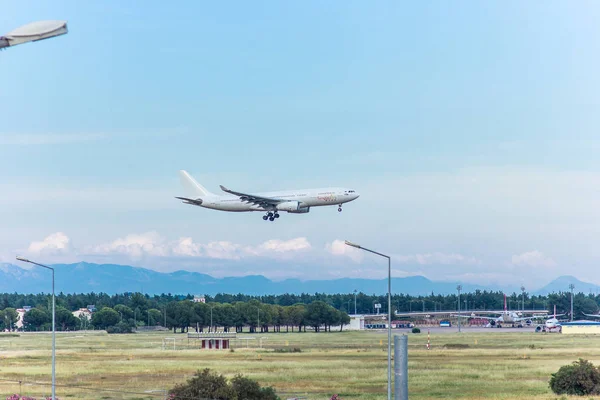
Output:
1,330,599,399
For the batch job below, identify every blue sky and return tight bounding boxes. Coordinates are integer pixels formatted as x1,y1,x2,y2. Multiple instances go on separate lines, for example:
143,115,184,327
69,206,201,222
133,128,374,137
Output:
2,2,600,288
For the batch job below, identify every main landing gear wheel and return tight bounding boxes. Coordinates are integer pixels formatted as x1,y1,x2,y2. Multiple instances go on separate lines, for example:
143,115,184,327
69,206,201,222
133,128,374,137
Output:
263,212,278,221
338,205,342,212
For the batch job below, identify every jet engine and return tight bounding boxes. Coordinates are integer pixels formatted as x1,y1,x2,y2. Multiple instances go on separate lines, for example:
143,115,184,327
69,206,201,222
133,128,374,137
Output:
489,320,496,327
276,202,310,213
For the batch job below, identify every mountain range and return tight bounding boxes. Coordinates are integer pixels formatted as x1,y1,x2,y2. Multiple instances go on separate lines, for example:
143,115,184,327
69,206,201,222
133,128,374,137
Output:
0,262,598,296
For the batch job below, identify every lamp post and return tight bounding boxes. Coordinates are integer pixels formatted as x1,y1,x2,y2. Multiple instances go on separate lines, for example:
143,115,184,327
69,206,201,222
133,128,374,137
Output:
354,289,357,315
457,285,462,333
345,240,392,400
569,284,575,322
17,256,55,400
521,286,525,312
210,306,214,332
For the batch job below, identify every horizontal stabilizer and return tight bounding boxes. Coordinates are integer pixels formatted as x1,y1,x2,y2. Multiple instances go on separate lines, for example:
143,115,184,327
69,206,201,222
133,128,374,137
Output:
175,196,203,206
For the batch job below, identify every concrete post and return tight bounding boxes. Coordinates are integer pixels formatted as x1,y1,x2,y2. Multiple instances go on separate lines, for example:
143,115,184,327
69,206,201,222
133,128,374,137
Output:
394,335,408,400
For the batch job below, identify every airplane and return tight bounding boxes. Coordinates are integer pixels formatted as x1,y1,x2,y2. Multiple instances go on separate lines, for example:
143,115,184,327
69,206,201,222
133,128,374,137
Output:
175,170,360,221
454,294,548,328
582,312,600,319
535,306,567,333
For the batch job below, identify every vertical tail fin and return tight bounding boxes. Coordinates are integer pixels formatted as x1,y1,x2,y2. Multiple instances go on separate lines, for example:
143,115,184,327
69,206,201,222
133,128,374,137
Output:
178,170,213,198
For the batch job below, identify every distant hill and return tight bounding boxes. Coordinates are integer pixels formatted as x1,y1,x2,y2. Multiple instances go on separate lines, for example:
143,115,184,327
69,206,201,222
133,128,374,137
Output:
0,262,492,296
533,275,600,296
1,262,596,296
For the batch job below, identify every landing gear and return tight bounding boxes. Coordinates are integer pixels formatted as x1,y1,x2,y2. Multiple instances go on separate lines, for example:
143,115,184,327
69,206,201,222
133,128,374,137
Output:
263,212,279,221
338,205,342,212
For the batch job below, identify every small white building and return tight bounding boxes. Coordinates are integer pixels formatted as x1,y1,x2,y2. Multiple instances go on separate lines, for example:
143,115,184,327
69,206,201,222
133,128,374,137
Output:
72,308,92,320
15,308,31,329
193,295,206,303
348,315,365,330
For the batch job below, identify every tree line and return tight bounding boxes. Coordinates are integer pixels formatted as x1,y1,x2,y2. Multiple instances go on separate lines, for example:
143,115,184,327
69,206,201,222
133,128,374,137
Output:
1,289,599,333
0,298,350,334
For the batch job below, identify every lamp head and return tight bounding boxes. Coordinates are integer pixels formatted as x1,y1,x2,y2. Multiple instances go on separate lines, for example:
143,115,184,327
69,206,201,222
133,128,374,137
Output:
16,256,31,263
344,240,361,249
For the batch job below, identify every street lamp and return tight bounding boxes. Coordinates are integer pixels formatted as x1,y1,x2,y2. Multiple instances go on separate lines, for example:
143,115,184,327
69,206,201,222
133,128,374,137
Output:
17,256,55,400
569,284,575,322
345,240,392,400
1,20,67,50
457,285,462,333
354,289,357,315
210,306,214,332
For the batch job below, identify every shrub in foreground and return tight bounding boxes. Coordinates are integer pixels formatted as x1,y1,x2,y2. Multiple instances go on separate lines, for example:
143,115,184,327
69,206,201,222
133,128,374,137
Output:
169,368,279,400
549,358,600,395
411,327,421,334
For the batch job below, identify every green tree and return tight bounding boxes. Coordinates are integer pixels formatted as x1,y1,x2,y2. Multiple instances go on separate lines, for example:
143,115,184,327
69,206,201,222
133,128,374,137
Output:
23,308,50,331
114,304,134,321
91,307,120,330
170,369,237,400
1,307,18,331
550,359,600,395
231,374,279,400
56,307,79,331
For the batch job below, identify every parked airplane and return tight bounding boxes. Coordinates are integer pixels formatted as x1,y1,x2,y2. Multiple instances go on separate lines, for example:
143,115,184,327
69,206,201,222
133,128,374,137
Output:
535,306,567,333
175,170,360,221
582,312,600,319
455,295,548,328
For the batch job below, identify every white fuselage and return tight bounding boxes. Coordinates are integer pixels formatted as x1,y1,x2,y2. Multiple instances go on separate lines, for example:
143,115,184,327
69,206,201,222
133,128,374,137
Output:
199,188,359,212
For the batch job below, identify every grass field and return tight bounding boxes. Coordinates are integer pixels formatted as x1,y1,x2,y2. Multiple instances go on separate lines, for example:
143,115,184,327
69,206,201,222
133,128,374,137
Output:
1,329,599,399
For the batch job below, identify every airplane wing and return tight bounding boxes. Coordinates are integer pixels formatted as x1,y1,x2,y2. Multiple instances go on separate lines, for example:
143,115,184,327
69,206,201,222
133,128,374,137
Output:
451,314,497,321
175,196,203,206
583,313,600,319
219,185,285,208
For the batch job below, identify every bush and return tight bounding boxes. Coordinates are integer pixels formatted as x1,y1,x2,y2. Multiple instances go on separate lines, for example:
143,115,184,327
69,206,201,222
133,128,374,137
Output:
273,347,302,353
169,368,280,400
106,321,134,334
549,359,600,395
411,327,421,334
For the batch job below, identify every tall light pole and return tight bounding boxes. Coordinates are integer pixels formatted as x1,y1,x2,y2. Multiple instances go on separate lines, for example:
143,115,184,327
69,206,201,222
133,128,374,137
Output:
354,289,357,315
345,240,392,400
457,285,462,333
17,257,55,400
569,284,575,322
521,286,525,312
210,306,214,332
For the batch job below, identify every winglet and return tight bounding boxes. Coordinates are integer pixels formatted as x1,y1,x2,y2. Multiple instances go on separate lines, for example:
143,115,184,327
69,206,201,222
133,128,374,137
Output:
220,185,231,194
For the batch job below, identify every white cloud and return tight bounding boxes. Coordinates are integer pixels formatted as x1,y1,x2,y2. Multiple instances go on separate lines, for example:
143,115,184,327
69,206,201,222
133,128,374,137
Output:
255,238,311,253
85,232,311,261
511,250,557,268
27,232,71,255
325,240,364,262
